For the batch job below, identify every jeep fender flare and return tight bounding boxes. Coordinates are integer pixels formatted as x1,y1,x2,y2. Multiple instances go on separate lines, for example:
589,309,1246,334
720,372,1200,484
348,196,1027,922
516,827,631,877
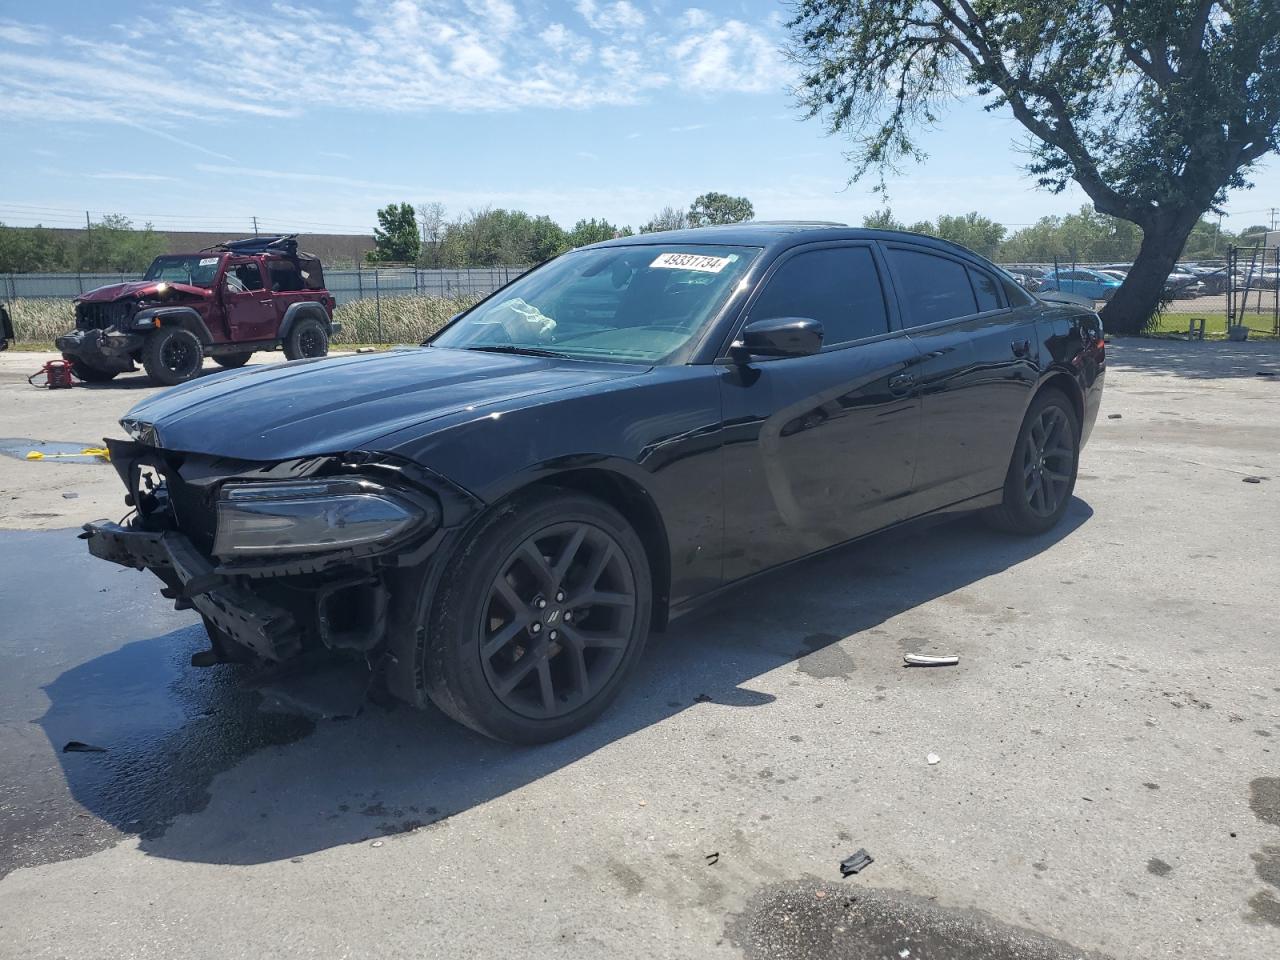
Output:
134,306,214,344
279,302,333,343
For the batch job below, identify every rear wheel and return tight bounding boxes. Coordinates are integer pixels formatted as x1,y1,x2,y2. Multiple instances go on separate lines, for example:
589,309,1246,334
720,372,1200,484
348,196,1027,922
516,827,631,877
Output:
142,327,204,386
65,357,119,382
423,490,652,743
214,351,253,369
283,318,329,361
984,388,1080,535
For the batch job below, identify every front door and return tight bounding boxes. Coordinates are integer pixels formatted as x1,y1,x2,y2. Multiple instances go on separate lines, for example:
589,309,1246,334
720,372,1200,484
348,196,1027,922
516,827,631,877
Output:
719,243,922,582
221,259,276,342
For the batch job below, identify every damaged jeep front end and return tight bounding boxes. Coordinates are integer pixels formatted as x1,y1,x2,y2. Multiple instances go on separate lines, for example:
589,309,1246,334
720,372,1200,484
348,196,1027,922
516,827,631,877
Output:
82,438,479,665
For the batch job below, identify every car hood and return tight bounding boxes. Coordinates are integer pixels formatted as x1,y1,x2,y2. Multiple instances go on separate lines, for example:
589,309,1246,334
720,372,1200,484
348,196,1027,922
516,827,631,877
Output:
120,347,646,461
78,280,209,303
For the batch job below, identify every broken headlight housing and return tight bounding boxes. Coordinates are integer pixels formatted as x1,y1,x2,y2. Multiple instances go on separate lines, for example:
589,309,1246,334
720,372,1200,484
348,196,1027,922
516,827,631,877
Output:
212,478,434,558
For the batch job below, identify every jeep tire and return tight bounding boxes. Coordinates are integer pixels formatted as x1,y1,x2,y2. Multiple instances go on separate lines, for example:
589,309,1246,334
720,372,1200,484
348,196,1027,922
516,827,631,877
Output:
283,317,329,361
143,326,204,386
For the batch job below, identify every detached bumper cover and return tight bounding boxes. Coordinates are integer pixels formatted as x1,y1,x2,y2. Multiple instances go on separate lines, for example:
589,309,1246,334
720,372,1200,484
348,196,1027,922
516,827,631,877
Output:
56,329,143,371
82,520,301,661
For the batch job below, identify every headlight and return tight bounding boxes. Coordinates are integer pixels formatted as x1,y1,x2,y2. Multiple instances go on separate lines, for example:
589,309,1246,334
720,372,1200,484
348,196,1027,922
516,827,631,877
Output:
212,478,435,558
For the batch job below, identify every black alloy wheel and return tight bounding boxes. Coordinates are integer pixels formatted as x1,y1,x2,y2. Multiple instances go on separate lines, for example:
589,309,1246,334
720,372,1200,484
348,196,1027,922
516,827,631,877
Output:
421,490,652,743
1022,405,1074,518
142,327,204,386
479,521,637,720
985,388,1079,535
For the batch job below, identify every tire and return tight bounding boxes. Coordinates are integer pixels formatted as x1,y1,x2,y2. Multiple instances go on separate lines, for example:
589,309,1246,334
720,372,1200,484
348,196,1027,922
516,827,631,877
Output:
214,351,253,369
64,356,119,382
142,327,204,386
984,388,1080,535
283,317,329,361
422,489,652,744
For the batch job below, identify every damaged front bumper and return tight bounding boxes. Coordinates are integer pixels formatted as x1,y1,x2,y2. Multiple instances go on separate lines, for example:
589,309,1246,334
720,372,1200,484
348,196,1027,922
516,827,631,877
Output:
56,328,143,372
83,520,307,661
82,438,481,666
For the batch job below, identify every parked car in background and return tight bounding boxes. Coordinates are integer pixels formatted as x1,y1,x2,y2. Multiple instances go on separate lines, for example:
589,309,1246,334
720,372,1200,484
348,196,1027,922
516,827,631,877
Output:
1164,268,1205,299
82,223,1105,744
56,235,339,386
1004,267,1044,292
0,302,13,351
1038,268,1123,301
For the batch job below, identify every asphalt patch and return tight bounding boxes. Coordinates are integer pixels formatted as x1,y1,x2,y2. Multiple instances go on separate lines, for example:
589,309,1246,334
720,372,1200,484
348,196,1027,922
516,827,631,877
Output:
729,879,1109,960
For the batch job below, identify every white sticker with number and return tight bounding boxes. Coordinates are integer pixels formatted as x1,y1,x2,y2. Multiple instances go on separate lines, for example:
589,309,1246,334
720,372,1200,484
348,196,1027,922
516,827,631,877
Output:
650,252,735,273
199,257,219,267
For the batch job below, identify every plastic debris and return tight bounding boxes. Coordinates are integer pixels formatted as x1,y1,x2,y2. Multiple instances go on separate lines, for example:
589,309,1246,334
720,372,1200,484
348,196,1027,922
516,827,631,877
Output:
26,447,111,461
927,753,941,765
839,848,874,877
370,840,384,848
904,654,959,667
62,741,107,753
1107,413,1122,420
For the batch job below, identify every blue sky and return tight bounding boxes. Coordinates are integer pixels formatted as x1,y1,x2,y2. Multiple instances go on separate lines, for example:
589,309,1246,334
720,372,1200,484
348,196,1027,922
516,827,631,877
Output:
1,0,1277,237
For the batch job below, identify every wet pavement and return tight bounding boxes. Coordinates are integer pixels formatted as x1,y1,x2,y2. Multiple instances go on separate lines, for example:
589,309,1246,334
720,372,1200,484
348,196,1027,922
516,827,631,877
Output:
0,528,312,879
0,341,1279,959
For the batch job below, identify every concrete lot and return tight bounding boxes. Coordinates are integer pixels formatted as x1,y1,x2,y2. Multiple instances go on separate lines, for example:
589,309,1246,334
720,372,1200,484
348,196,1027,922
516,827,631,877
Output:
0,342,1278,959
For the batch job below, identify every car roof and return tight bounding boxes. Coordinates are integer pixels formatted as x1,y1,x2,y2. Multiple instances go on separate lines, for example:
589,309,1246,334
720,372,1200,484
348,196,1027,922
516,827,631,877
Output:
585,222,1000,263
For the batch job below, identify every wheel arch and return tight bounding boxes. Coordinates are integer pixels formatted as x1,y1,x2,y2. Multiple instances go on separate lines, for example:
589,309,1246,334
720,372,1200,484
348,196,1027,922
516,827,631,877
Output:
279,301,333,342
136,306,213,344
523,467,673,632
1034,366,1085,436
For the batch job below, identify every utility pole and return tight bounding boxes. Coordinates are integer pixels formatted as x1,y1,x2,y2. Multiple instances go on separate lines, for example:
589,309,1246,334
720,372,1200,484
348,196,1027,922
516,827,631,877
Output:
1271,207,1278,232
252,216,259,236
85,211,91,231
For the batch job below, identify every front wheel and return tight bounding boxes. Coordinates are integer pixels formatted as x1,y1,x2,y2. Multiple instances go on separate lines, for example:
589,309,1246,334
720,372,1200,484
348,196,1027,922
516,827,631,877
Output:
142,327,204,386
422,490,652,744
984,388,1080,535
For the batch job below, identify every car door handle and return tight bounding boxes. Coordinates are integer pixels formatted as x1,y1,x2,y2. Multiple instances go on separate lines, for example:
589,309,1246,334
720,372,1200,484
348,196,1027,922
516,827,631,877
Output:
888,372,914,395
1011,338,1031,357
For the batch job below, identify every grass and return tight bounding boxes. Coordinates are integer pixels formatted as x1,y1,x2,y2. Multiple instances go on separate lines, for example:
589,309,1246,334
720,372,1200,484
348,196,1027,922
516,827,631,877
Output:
3,294,482,351
1147,310,1278,339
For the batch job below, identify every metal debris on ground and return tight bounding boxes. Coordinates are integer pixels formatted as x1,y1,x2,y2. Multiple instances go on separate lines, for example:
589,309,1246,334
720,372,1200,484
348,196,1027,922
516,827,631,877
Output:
1243,476,1263,484
62,741,107,753
705,852,720,866
927,753,941,765
839,848,874,877
1107,413,1122,419
904,654,959,667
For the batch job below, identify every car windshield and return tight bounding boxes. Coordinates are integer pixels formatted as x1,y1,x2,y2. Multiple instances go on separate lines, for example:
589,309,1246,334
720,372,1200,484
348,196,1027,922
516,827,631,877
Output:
431,244,761,364
143,255,223,288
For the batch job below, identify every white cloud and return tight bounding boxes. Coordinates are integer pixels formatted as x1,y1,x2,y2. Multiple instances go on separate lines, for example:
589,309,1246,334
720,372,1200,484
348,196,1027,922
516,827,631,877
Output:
669,123,706,132
0,2,792,128
575,1,646,33
89,172,181,182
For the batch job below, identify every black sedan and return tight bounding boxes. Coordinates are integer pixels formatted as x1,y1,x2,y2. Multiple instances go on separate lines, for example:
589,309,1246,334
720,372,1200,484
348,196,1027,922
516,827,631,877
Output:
84,223,1104,743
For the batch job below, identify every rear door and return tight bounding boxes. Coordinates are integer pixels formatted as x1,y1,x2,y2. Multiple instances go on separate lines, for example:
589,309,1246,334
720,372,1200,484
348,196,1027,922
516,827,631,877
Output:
264,257,311,331
882,244,1039,511
718,242,922,581
221,259,277,341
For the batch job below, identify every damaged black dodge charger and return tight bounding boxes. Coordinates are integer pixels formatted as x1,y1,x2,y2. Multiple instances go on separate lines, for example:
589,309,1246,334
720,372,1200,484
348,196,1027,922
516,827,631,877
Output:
84,223,1104,743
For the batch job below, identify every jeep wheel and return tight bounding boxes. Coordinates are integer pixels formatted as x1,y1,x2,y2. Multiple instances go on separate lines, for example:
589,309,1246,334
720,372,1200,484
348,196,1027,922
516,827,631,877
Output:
64,357,119,383
142,327,204,386
215,351,253,369
283,318,329,361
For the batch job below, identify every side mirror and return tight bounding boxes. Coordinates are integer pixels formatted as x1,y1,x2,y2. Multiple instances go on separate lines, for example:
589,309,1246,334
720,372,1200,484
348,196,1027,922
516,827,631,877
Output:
733,316,823,360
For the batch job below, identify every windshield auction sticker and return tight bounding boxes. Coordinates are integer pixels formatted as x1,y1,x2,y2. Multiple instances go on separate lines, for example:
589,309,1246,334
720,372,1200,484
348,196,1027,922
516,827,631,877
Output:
199,257,220,267
650,252,735,273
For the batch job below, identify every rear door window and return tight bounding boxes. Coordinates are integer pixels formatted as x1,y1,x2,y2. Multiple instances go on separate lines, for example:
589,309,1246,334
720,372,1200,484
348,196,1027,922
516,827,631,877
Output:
968,268,1003,312
748,246,890,347
885,248,978,327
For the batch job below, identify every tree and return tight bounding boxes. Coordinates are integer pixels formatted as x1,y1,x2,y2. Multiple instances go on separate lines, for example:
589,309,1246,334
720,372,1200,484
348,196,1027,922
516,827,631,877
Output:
436,209,569,266
789,1,1280,333
0,224,70,272
416,202,447,267
75,214,164,272
369,202,421,263
932,212,1006,258
565,218,625,248
640,206,689,233
861,208,905,230
687,192,754,227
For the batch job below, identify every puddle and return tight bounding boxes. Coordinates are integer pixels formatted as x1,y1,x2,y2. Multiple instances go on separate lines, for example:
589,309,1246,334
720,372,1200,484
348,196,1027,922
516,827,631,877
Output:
0,437,111,465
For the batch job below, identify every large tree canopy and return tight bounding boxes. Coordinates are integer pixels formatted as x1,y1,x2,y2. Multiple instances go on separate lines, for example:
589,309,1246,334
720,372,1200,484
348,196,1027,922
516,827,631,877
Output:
790,1,1280,332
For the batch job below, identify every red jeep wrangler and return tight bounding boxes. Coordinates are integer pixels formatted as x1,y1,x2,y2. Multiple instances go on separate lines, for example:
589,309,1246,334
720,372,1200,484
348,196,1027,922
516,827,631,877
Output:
56,235,340,386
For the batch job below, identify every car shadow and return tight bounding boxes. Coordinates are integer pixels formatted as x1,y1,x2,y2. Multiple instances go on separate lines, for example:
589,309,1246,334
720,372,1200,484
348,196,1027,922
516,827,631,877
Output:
1108,337,1280,379
75,363,250,390
35,500,1092,866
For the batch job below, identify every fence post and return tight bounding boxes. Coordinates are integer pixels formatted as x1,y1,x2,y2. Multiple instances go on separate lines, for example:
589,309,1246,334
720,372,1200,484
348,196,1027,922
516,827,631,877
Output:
374,269,382,343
